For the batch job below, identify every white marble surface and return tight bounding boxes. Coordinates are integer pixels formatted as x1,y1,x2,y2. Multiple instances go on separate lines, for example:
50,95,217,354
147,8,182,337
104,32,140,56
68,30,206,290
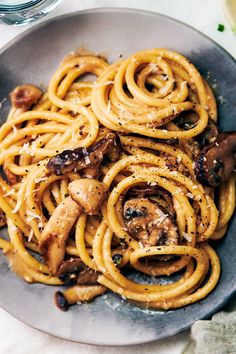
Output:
0,1,235,353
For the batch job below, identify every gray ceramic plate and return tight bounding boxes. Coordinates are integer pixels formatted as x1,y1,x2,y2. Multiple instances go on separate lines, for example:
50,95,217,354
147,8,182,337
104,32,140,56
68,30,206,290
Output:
0,8,236,346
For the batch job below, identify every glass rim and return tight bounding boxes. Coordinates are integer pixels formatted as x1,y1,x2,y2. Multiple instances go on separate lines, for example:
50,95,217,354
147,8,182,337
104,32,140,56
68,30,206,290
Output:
0,0,45,12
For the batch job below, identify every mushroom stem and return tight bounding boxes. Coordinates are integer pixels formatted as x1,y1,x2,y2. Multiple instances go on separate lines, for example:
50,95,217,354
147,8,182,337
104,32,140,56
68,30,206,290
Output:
39,197,82,275
39,179,108,275
55,285,106,311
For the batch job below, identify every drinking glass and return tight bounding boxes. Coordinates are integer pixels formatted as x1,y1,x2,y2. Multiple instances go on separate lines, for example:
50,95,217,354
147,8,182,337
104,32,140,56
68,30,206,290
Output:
0,0,63,25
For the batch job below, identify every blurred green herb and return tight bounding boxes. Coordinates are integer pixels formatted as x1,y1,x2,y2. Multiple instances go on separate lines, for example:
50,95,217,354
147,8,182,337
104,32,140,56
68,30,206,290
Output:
112,254,123,267
217,24,225,32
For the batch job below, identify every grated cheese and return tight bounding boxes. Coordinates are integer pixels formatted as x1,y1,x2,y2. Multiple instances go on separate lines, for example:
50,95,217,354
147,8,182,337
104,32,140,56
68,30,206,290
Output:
28,229,34,242
26,210,42,223
176,155,182,163
34,176,48,184
4,189,15,197
182,232,192,243
149,181,157,186
149,63,159,73
84,156,91,165
19,142,30,155
11,200,22,214
30,141,37,156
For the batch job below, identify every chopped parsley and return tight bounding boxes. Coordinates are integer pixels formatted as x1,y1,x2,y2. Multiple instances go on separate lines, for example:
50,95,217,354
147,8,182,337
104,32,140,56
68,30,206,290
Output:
217,24,225,32
112,254,123,267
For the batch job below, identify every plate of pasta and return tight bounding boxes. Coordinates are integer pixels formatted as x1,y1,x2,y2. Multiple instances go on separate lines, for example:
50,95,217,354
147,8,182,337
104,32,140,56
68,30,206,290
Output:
0,8,236,346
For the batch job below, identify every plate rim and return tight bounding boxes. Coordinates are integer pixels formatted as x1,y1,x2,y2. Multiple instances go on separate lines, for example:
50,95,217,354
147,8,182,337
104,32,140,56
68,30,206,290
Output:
0,7,236,64
0,7,236,346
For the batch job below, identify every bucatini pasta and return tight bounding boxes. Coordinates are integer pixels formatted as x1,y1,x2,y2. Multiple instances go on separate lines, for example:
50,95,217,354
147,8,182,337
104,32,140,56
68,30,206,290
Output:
0,48,235,311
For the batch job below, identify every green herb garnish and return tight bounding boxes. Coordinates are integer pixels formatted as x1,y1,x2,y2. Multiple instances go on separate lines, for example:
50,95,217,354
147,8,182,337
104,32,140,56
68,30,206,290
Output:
217,24,225,32
112,254,123,267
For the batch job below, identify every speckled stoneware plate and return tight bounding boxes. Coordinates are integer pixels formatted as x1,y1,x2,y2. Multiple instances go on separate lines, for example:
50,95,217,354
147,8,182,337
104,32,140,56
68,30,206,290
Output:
0,8,236,346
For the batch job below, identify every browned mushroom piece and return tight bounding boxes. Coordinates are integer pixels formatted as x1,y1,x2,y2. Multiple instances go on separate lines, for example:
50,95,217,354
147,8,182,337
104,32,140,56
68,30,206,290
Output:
57,256,99,285
194,132,236,187
0,209,6,228
127,184,176,218
68,179,107,215
57,257,86,284
46,132,120,176
10,84,42,111
123,198,179,258
195,119,219,149
81,162,101,179
77,268,99,285
128,184,161,197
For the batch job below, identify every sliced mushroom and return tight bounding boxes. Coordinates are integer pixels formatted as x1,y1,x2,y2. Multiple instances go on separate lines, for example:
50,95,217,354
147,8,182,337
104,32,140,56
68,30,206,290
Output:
77,268,99,285
47,132,120,176
57,256,98,285
195,132,236,187
128,184,161,197
127,184,175,218
57,257,85,284
0,209,6,228
10,84,42,111
123,198,178,250
55,284,106,311
39,197,82,275
68,178,107,215
195,119,219,149
81,162,101,178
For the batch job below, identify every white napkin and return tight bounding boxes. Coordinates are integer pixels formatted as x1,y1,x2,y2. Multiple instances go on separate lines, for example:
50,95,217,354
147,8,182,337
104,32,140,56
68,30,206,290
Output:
184,311,236,354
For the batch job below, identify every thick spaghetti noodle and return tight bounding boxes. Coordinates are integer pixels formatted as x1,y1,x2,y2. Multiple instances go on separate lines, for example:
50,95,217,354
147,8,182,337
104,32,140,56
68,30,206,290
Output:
0,48,235,311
